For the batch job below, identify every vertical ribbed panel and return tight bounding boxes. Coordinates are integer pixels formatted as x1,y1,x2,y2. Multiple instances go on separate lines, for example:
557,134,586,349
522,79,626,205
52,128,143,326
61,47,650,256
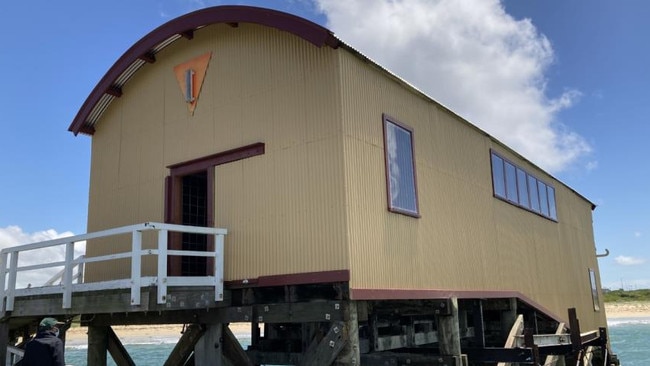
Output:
83,19,605,332
212,24,347,280
87,22,348,282
338,50,605,330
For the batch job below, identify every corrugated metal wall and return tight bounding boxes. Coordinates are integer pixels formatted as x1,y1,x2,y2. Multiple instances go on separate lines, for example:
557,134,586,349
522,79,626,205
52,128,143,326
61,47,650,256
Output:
338,50,606,330
85,23,349,282
84,17,605,331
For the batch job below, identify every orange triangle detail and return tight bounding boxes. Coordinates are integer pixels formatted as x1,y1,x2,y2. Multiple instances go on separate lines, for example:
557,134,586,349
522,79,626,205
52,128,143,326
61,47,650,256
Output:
173,52,212,115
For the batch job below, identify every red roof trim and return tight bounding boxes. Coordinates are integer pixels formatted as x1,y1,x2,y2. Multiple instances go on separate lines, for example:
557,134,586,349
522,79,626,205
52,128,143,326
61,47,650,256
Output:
68,6,339,135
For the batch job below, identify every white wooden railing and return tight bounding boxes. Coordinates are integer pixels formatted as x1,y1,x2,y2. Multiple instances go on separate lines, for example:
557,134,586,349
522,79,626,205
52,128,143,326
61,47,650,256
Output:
0,222,227,311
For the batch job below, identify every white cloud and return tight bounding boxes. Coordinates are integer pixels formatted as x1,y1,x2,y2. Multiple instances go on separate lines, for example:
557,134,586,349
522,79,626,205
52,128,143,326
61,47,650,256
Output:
0,226,84,288
585,160,598,171
614,255,646,266
634,231,642,238
316,0,590,173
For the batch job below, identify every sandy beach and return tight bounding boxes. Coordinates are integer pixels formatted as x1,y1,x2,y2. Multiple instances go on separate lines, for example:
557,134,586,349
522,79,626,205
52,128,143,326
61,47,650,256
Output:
64,322,252,346
62,303,650,345
604,301,650,319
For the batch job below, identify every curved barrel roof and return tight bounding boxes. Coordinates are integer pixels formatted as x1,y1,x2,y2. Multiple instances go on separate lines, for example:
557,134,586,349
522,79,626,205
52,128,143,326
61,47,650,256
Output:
68,5,340,135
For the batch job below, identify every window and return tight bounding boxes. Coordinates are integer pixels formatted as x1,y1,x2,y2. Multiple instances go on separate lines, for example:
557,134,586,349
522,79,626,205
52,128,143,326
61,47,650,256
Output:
383,115,419,217
547,186,557,220
490,150,558,221
491,154,506,198
516,168,530,208
528,174,540,213
589,268,600,311
538,180,550,217
504,161,518,203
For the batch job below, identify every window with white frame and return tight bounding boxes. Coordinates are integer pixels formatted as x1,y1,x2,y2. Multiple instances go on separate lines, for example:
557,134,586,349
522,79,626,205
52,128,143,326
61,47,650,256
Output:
383,115,419,217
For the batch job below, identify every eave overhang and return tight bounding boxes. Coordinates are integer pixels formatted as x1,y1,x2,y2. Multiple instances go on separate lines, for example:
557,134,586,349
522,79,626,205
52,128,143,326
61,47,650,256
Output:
68,5,340,136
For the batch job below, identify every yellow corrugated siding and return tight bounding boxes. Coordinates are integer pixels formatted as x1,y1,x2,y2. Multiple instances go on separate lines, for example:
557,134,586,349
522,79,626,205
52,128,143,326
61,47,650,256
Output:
217,137,348,279
84,17,605,330
338,50,605,329
86,23,349,282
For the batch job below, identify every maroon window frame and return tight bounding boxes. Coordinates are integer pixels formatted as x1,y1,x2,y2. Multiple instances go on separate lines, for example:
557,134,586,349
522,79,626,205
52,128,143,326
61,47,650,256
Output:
382,114,420,218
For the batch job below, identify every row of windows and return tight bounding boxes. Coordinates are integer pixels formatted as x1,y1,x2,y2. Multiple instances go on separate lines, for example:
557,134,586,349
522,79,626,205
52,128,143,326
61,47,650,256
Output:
382,116,559,222
491,151,557,220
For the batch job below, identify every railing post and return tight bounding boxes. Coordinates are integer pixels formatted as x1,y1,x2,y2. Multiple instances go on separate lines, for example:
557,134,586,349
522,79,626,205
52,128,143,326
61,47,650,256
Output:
6,252,19,311
0,252,7,312
131,230,142,306
214,234,225,302
62,242,75,309
157,230,168,304
76,256,85,284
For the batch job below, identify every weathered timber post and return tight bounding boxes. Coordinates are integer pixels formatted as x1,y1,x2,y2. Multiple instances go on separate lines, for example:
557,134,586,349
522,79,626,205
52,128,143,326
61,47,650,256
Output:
164,323,206,366
472,300,485,348
0,321,8,366
194,323,224,366
435,297,466,366
568,308,582,363
335,301,360,365
222,324,253,366
107,327,136,366
88,325,110,366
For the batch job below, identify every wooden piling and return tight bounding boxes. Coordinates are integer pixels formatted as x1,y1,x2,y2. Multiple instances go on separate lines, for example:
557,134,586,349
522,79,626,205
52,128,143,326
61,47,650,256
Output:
0,322,8,366
87,325,110,366
194,323,224,366
436,297,463,364
335,301,360,365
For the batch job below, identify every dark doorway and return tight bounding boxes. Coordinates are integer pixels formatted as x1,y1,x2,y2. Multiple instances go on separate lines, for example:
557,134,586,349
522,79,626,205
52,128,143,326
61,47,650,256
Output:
181,172,208,276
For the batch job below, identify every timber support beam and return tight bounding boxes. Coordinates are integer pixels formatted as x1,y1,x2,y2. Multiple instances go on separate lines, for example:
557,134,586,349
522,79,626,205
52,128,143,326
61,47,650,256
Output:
106,327,136,366
88,325,109,366
164,323,205,366
435,297,468,365
300,321,346,365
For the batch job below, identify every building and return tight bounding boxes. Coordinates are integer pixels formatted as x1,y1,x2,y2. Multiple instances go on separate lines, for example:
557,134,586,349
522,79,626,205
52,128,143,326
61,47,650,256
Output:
2,5,615,365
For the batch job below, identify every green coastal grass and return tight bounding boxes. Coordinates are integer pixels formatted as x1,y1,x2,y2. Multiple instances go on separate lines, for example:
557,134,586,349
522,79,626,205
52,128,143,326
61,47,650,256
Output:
603,289,650,303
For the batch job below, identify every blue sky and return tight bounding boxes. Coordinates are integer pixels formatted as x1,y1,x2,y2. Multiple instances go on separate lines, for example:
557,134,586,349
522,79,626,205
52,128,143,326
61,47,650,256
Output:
0,0,648,290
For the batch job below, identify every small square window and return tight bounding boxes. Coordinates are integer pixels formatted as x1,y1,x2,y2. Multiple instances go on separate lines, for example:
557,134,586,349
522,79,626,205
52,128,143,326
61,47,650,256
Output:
383,115,419,217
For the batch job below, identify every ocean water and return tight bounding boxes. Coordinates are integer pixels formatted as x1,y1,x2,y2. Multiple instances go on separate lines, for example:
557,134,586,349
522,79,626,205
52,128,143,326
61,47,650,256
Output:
64,336,251,366
608,317,650,365
61,320,649,365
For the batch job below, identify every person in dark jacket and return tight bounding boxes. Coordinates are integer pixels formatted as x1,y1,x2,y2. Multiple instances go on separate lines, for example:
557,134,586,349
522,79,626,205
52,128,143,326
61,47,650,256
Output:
21,317,65,366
